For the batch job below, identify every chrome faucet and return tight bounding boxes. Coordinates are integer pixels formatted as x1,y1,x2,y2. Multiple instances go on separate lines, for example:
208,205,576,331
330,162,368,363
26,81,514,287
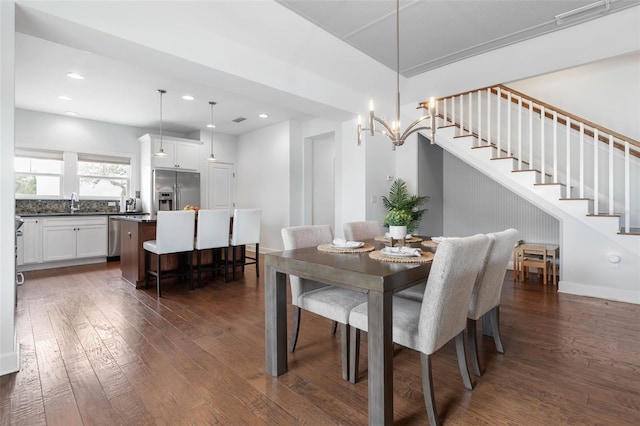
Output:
70,192,80,213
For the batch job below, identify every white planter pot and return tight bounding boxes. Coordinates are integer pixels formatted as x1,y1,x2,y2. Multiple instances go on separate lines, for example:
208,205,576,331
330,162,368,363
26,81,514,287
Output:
389,225,407,240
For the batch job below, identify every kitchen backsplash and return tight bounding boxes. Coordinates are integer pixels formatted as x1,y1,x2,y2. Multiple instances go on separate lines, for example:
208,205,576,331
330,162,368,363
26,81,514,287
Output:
16,199,120,214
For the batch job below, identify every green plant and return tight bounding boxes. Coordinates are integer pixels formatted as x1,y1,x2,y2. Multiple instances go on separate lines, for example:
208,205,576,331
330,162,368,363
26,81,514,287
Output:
382,178,429,233
383,208,412,227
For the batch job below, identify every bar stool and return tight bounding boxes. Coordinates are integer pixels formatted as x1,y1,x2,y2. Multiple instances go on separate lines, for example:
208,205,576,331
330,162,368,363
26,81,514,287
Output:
195,209,230,286
143,210,196,297
229,208,261,281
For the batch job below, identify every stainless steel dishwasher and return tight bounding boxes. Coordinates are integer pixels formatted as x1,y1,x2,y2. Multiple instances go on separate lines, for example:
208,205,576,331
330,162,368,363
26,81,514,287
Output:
108,216,121,260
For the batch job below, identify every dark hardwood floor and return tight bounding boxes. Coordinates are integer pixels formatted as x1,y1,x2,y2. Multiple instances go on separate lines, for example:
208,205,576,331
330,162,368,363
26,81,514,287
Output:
1,260,639,425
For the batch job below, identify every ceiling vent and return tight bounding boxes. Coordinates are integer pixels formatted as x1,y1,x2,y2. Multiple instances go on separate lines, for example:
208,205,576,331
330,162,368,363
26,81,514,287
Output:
232,117,246,123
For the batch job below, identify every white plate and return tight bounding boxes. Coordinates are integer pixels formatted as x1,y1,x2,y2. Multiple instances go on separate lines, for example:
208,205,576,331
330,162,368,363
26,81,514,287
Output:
380,247,420,257
332,242,364,249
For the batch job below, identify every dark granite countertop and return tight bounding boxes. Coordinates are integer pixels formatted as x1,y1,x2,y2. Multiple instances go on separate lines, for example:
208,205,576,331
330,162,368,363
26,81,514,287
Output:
17,212,149,217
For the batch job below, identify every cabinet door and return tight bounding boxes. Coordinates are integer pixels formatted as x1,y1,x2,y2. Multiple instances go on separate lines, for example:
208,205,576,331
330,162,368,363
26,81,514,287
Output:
21,218,42,264
175,143,198,170
152,140,177,169
77,225,108,258
42,226,76,262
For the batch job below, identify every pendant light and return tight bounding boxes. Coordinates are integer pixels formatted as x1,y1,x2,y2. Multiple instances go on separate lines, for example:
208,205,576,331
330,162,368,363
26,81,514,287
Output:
206,101,217,162
357,0,436,150
154,89,168,157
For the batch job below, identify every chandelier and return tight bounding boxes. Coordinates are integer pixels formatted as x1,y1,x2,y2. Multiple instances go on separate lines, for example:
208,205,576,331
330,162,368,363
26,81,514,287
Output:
357,0,436,150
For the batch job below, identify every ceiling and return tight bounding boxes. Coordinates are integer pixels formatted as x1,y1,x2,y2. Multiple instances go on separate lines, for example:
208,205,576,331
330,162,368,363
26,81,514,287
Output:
14,0,638,136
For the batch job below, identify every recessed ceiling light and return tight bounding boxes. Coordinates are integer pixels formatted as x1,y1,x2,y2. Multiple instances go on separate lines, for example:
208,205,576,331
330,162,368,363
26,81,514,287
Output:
66,72,85,80
65,111,78,116
207,124,216,128
58,95,72,101
182,95,194,101
258,113,269,119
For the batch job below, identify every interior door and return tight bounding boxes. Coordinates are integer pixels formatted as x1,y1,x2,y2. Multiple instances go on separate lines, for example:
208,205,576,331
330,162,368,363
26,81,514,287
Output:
207,162,235,214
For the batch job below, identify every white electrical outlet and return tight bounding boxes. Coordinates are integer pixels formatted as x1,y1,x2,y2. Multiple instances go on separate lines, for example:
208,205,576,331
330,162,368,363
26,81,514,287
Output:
371,195,377,204
108,201,116,206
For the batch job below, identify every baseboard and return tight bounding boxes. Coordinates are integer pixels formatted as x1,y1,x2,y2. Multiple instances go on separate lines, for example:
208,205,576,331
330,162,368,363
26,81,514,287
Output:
0,331,20,376
559,280,640,305
245,245,279,254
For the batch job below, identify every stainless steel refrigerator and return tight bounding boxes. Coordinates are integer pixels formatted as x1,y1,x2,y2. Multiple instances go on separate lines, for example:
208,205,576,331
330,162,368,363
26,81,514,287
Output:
152,169,200,215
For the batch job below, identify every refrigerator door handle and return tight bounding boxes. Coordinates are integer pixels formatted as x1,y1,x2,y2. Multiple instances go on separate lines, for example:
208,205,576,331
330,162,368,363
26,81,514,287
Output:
174,183,179,210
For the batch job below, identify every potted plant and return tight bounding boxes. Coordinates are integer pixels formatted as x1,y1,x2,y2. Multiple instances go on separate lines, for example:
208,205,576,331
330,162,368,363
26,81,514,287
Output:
383,208,412,240
382,178,428,234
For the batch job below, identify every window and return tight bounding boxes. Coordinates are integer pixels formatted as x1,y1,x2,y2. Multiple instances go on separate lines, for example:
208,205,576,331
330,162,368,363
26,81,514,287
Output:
15,151,63,197
78,154,130,198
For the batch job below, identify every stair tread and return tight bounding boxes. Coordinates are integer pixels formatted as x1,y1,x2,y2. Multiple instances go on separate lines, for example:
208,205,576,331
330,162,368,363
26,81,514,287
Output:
490,156,516,160
617,231,640,236
534,182,566,187
559,198,592,201
587,214,621,217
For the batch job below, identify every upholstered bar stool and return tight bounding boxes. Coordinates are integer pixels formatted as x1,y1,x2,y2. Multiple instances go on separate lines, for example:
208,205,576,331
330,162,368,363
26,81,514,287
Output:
229,208,261,281
143,210,196,298
195,209,231,286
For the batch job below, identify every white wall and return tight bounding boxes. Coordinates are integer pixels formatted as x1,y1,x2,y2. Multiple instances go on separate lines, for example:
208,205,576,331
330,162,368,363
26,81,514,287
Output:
506,52,640,141
0,0,18,376
235,121,291,252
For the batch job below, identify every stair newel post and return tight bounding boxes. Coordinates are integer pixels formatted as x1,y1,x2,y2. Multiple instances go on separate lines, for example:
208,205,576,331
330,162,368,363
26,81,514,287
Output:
477,90,482,147
579,122,585,198
518,96,523,169
593,128,599,215
529,100,534,170
608,134,614,215
459,93,464,135
487,88,491,147
468,90,473,142
540,105,545,182
507,91,512,157
553,111,558,183
624,140,630,233
496,86,501,156
566,116,572,198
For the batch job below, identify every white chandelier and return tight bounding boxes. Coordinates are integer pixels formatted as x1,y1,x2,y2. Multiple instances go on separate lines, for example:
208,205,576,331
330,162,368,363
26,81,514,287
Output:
357,0,436,150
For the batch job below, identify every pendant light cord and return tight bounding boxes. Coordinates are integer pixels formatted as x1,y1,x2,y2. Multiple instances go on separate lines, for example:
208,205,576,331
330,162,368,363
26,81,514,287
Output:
395,0,400,130
158,89,166,150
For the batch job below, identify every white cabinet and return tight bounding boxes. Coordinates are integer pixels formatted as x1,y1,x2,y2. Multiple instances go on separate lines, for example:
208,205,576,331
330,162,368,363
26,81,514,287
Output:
41,216,107,262
152,140,199,170
18,217,42,265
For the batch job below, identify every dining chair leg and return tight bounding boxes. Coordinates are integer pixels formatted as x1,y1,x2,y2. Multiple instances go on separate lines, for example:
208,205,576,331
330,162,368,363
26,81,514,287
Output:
331,321,338,335
420,353,439,426
349,327,360,384
289,307,301,353
156,253,162,298
467,318,482,377
489,307,505,354
341,323,349,381
455,332,473,391
188,251,194,290
232,245,237,281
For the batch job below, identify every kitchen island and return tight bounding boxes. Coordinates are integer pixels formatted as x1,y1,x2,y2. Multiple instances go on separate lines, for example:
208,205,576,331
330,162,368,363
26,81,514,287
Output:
115,215,240,288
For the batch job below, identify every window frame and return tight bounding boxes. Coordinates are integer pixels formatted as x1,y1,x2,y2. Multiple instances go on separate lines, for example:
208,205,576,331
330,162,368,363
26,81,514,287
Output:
14,150,64,199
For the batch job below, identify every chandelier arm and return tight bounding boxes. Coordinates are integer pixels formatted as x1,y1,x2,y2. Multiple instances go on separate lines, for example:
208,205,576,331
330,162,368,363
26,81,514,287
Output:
372,116,397,136
399,114,433,139
400,125,436,141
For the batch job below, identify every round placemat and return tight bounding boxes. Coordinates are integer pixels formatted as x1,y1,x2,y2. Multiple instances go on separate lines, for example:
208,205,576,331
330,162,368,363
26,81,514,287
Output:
421,240,439,249
369,250,434,263
317,243,375,254
374,236,423,244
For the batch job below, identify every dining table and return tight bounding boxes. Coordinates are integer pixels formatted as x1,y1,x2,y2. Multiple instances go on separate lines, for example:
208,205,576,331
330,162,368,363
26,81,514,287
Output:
264,238,432,425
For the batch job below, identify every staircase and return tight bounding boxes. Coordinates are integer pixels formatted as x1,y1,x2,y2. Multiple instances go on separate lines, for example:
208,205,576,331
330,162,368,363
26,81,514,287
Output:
432,85,639,254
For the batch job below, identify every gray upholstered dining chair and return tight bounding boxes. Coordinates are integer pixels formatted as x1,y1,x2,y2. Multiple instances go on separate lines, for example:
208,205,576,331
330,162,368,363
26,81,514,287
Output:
195,209,231,286
467,228,520,377
281,225,368,380
348,234,490,426
343,220,382,241
143,210,196,298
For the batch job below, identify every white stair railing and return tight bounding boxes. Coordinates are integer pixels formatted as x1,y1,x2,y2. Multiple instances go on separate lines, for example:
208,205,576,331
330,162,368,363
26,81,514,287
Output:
435,85,640,233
